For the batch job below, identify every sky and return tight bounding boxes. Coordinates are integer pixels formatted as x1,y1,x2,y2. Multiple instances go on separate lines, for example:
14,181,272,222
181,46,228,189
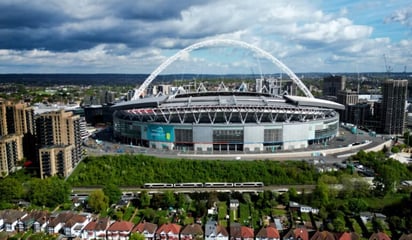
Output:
0,0,411,74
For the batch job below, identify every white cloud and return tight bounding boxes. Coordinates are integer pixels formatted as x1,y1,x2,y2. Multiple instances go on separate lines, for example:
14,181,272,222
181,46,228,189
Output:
294,18,372,43
0,0,411,73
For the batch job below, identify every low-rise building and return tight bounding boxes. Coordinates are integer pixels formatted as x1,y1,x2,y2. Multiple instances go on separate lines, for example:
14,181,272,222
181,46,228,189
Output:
82,217,111,240
132,221,158,240
156,223,181,240
106,220,134,240
180,223,203,240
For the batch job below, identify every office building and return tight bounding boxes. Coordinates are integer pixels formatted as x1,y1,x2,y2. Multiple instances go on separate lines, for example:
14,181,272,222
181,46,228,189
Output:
381,79,408,135
36,110,84,178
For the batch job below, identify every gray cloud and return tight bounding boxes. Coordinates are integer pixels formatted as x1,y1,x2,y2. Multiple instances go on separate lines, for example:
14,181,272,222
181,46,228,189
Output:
0,0,410,73
0,0,208,51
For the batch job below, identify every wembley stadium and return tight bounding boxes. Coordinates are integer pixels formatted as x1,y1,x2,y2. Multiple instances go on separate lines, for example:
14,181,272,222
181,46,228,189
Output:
112,39,344,153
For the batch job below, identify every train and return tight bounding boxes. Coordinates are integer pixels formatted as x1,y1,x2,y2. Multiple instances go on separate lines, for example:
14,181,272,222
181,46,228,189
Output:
143,182,264,189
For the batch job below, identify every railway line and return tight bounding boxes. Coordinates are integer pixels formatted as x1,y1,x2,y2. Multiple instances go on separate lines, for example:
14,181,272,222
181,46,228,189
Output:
71,183,315,198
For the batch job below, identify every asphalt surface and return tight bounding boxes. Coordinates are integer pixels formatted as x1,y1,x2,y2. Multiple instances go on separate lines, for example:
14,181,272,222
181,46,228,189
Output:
84,127,392,164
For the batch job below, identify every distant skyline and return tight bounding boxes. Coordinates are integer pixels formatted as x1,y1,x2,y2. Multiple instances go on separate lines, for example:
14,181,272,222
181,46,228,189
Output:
0,0,411,74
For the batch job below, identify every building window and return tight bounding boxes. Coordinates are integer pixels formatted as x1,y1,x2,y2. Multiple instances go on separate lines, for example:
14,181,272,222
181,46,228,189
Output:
213,129,243,143
175,129,193,143
264,129,282,143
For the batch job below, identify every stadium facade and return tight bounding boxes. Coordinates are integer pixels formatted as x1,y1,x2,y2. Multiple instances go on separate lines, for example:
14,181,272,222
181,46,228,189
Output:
112,39,344,153
113,91,343,152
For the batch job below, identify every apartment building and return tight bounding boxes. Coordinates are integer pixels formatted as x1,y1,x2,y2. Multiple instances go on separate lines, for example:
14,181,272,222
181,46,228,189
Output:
36,110,84,178
0,101,34,176
381,79,408,135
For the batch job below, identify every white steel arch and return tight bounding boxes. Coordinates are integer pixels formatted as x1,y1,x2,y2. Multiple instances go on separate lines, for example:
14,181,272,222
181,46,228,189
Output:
132,39,313,100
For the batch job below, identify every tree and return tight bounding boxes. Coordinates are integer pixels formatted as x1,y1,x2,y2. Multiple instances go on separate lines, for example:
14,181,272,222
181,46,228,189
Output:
176,193,188,209
139,190,151,208
311,182,330,208
130,232,146,240
88,190,109,213
0,178,23,203
207,191,219,208
26,177,70,207
141,208,156,222
373,164,399,196
288,187,299,202
163,190,176,208
347,198,368,213
403,131,411,147
372,217,385,232
391,146,400,153
340,175,371,199
382,144,389,153
279,192,289,205
331,216,346,232
103,184,122,205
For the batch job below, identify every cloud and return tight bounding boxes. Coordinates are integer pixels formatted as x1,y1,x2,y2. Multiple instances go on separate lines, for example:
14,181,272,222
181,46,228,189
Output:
385,5,412,26
0,0,410,73
294,18,372,44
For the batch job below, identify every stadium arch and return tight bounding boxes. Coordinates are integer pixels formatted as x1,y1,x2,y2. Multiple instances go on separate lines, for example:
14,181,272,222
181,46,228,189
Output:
132,39,314,100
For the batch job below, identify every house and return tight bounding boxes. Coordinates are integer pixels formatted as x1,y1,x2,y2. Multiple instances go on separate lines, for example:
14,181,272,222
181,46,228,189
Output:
82,217,111,240
47,212,74,234
369,232,391,240
156,223,181,240
240,226,254,240
132,221,158,240
283,226,309,240
106,220,134,240
0,210,27,232
180,223,203,240
334,232,360,240
399,233,412,240
16,210,49,232
205,220,228,240
256,225,280,240
230,222,255,240
63,213,90,238
229,222,242,240
310,231,335,240
32,211,50,233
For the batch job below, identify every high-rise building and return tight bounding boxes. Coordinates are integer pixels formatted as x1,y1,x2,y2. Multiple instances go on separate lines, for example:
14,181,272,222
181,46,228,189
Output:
0,135,23,177
323,75,346,98
0,101,35,136
99,90,115,105
381,79,408,135
36,110,84,178
0,101,34,176
39,145,73,178
337,90,359,106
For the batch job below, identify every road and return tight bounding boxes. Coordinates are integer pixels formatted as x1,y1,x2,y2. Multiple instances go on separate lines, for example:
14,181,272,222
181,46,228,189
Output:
85,127,392,165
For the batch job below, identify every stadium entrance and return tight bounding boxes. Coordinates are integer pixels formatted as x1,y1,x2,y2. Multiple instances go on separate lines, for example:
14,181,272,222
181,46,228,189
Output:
213,143,243,152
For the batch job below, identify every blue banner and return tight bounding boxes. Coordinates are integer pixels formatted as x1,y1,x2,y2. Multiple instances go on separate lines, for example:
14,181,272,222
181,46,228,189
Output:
147,125,174,142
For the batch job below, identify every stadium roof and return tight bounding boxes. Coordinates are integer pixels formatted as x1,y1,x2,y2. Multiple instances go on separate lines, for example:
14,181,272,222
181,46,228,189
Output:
112,92,344,111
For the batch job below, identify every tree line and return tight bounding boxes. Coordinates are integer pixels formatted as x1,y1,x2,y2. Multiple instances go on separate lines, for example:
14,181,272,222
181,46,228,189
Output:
67,155,319,187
